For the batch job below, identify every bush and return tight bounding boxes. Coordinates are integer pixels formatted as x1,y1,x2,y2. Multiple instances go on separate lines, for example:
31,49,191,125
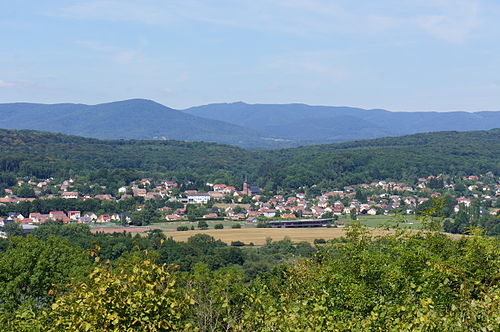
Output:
214,224,224,229
256,222,268,228
231,223,241,229
314,238,327,244
231,241,245,247
177,226,189,231
197,221,208,229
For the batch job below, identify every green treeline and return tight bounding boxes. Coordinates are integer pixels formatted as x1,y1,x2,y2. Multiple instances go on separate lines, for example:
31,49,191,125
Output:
1,128,499,190
0,224,498,331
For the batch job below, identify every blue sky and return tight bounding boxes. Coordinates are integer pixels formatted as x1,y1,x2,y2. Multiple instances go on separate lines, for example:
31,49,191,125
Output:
1,0,499,111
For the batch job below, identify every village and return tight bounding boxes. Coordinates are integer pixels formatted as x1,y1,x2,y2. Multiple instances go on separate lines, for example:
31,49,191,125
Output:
0,172,498,236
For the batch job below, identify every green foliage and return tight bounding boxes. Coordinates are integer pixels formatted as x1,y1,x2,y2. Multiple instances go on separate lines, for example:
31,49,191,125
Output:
214,223,224,229
0,236,91,312
176,226,189,231
237,227,500,331
45,257,194,331
0,225,498,330
197,221,208,229
231,223,241,229
2,223,24,237
0,129,499,190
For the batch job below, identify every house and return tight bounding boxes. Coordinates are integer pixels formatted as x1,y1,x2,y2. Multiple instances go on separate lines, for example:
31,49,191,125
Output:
0,195,19,204
68,211,81,220
202,213,218,219
208,191,224,200
49,211,69,223
213,184,227,192
78,216,93,223
165,214,182,221
132,188,147,197
97,214,111,223
144,192,162,200
187,193,211,204
457,197,472,207
164,181,178,189
62,191,79,199
83,212,98,222
119,213,132,224
7,212,24,221
94,194,115,201
260,209,276,218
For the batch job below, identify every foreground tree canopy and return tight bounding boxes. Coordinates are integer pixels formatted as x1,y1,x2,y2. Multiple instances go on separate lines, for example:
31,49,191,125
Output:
0,224,498,331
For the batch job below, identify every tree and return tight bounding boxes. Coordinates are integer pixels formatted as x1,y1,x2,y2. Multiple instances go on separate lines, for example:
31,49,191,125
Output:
350,208,357,220
3,223,24,237
197,221,208,229
44,257,194,330
13,185,36,198
214,224,224,229
0,235,91,311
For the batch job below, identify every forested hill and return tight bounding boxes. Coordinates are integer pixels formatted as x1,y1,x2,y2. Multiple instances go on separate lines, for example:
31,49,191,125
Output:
0,99,274,148
2,99,500,148
0,128,498,189
184,102,500,144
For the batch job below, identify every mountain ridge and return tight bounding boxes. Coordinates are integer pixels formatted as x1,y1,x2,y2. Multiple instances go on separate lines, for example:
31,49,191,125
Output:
1,98,499,149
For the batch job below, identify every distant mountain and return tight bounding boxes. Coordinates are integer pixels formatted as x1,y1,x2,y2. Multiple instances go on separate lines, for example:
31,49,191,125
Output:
184,102,500,143
0,99,275,148
1,99,499,149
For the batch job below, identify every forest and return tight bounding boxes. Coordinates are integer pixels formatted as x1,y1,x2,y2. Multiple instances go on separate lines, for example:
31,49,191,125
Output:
0,222,498,331
0,128,499,191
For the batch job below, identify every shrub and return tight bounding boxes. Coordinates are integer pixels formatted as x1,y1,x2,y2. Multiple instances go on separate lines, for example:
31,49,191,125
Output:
256,222,268,228
231,241,245,247
214,224,224,229
314,238,327,244
231,223,241,229
177,226,189,231
197,221,208,229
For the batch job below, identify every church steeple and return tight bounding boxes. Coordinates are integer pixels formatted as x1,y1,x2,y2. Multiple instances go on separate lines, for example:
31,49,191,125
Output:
243,176,249,195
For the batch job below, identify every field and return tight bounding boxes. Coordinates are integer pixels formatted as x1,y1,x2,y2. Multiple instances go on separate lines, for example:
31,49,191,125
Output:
161,227,395,245
90,215,428,244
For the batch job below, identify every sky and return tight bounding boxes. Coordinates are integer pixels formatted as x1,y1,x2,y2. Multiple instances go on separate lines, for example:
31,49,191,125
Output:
1,0,500,111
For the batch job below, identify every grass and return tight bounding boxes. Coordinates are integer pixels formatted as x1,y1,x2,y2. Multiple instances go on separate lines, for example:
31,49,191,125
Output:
339,214,422,229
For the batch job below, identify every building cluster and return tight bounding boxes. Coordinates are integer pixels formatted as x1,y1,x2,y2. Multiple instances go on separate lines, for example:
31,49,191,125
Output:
1,174,499,227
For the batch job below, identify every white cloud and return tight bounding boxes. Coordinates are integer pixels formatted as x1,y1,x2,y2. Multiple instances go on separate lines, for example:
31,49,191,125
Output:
56,0,487,43
266,51,349,83
0,80,15,88
56,1,165,24
412,0,481,43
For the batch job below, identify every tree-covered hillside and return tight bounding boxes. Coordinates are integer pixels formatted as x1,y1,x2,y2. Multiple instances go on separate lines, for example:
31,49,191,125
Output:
2,99,499,148
0,99,274,148
0,128,498,190
185,101,500,144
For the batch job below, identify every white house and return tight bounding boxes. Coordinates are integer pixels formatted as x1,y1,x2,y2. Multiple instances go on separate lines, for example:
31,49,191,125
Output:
187,193,211,204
